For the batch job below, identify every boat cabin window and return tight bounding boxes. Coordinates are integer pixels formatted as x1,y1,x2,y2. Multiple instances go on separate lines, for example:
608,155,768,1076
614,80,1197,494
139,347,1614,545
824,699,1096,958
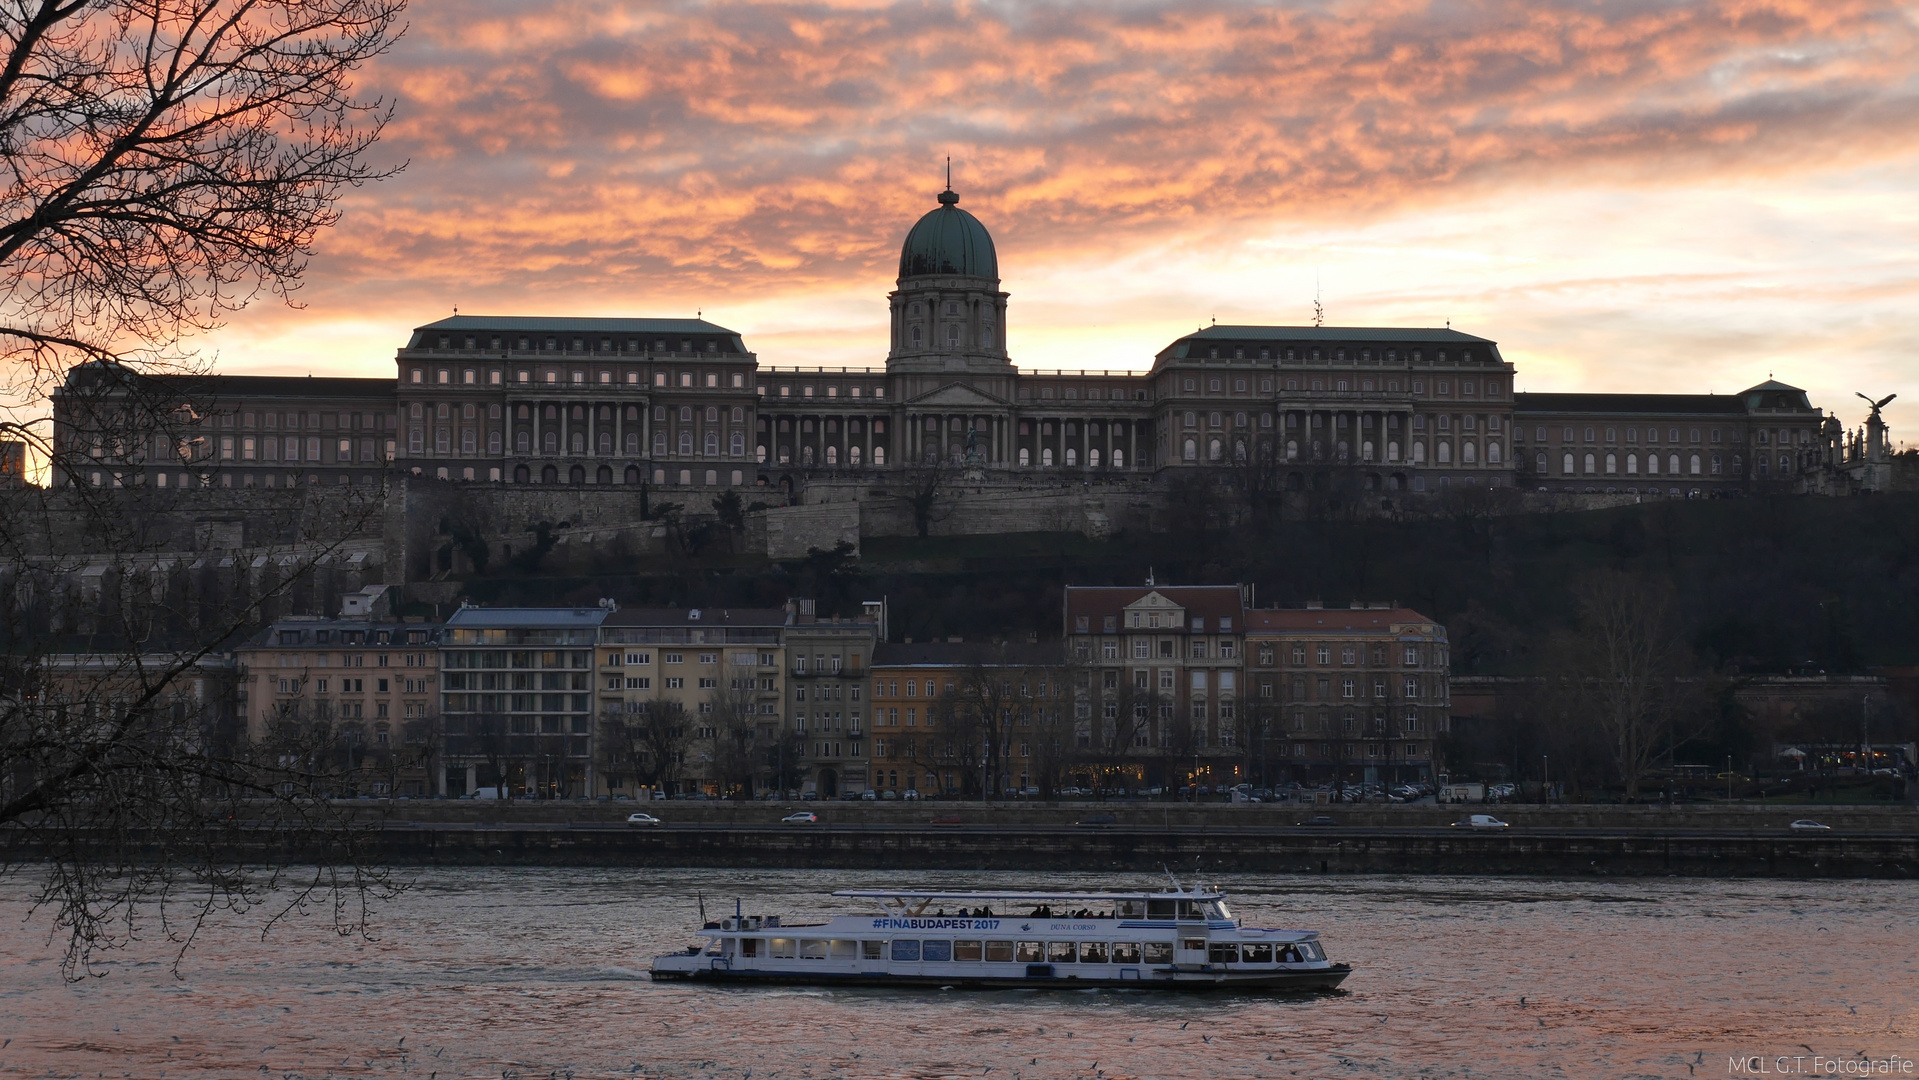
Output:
1241,943,1273,963
1180,937,1207,953
1115,900,1145,919
706,938,729,956
862,940,885,960
1112,942,1142,964
831,940,858,959
1047,942,1076,963
1209,901,1232,920
1177,901,1206,921
986,940,1016,963
891,939,920,961
954,940,984,962
1147,899,1177,919
740,938,759,958
770,937,796,959
1296,941,1322,961
800,939,828,960
1079,942,1109,964
1016,941,1043,963
1143,942,1173,964
922,940,952,962
1208,943,1239,964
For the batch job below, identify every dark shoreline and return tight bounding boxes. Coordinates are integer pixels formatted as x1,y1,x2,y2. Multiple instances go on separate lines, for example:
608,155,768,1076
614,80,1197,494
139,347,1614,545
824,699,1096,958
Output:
210,821,1919,877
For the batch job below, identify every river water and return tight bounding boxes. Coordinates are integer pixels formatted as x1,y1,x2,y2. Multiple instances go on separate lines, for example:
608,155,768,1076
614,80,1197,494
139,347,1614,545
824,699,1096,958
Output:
1,869,1914,1079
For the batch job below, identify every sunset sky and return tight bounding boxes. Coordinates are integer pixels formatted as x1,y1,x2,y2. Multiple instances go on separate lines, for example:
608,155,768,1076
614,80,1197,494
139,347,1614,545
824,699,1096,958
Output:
203,0,1917,434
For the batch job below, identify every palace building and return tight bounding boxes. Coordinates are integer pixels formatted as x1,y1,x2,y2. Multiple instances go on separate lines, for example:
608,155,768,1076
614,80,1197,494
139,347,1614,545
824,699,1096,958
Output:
49,184,1869,501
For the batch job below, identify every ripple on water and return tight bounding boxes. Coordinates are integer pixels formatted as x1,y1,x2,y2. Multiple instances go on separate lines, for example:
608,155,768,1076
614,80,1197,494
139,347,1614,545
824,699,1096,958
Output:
0,869,1914,1079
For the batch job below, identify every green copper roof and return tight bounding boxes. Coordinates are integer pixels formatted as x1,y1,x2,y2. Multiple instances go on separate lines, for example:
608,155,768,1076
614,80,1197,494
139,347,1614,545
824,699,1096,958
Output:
899,189,998,279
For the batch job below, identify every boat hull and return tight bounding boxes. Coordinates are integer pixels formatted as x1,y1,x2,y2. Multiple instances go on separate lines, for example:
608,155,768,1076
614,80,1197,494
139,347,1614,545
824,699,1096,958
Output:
650,962,1351,992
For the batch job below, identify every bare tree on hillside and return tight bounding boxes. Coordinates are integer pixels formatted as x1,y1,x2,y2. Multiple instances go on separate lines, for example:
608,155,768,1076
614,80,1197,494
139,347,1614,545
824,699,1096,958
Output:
1543,572,1705,800
0,0,406,975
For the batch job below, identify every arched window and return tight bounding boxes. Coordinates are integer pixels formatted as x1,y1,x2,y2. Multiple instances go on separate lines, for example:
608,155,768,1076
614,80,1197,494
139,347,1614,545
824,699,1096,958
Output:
1042,447,1054,466
1065,447,1077,467
654,433,668,456
1535,452,1547,473
1360,440,1374,462
704,432,719,455
569,432,583,454
1019,447,1030,466
911,326,922,347
730,432,744,456
434,428,450,454
626,432,640,454
1669,454,1680,475
1412,442,1427,464
598,432,612,455
1776,453,1788,474
1647,453,1660,475
1486,441,1501,464
757,445,768,463
705,406,718,423
678,432,693,455
1691,454,1701,475
1584,452,1597,474
1386,440,1399,462
1604,452,1616,474
1626,453,1638,474
1112,449,1124,468
543,431,558,454
1562,452,1575,474
487,432,501,455
1436,442,1451,464
823,445,836,465
873,446,885,466
849,445,862,465
625,465,641,485
1183,439,1196,461
802,446,814,465
1710,453,1722,475
516,431,529,453
1089,448,1100,467
1285,439,1298,461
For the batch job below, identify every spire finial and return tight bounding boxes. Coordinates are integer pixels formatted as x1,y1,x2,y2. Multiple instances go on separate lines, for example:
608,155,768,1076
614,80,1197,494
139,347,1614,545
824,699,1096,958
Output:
946,155,951,191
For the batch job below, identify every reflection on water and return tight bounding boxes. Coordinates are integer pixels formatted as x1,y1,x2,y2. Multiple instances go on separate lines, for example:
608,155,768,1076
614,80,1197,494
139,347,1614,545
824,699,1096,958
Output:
1,869,1915,1078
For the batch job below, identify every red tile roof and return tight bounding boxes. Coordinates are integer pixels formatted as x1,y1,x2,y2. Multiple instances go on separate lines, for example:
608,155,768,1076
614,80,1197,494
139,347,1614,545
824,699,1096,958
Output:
1063,585,1245,628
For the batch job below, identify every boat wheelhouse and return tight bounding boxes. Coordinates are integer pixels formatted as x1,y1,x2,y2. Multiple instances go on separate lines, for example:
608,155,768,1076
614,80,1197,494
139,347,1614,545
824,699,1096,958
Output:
649,883,1351,991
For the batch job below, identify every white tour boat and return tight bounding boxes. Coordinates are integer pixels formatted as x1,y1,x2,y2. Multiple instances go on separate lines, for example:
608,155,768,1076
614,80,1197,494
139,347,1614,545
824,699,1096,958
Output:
649,882,1351,991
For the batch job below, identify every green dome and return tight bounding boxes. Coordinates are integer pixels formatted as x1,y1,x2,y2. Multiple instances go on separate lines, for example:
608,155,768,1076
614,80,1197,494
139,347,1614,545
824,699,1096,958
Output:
898,189,998,279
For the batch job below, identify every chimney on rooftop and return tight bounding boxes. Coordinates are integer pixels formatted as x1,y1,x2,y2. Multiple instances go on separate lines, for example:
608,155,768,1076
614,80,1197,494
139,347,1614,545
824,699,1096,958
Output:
1305,599,1323,610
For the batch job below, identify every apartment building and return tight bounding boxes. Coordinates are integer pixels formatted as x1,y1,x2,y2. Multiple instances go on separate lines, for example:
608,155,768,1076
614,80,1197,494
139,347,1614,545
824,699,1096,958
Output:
1243,603,1449,787
868,640,1062,798
234,586,440,796
785,599,883,797
437,604,606,797
1062,585,1247,781
596,606,788,797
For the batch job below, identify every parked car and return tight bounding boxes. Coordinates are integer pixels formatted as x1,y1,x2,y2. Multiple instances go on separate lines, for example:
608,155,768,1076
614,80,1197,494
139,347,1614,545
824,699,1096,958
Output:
781,811,819,825
1788,819,1832,830
880,790,898,801
860,790,878,801
901,789,921,801
1451,814,1510,828
1298,815,1338,827
624,812,663,828
799,791,818,801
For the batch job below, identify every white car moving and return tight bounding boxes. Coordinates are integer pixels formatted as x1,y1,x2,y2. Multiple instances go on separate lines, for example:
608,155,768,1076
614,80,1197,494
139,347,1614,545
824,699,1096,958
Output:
626,812,663,827
1451,814,1510,828
1788,819,1831,830
781,811,819,825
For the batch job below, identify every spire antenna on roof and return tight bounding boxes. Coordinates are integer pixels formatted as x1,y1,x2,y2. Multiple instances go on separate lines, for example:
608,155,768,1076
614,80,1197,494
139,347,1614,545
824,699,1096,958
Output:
945,155,951,192
1313,271,1324,328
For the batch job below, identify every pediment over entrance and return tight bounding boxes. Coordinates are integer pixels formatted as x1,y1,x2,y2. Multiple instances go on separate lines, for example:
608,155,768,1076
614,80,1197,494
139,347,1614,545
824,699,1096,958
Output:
905,382,1011,409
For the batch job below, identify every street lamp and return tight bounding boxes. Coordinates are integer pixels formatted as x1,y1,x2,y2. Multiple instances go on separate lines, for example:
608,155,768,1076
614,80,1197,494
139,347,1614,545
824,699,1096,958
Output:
1542,754,1549,805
